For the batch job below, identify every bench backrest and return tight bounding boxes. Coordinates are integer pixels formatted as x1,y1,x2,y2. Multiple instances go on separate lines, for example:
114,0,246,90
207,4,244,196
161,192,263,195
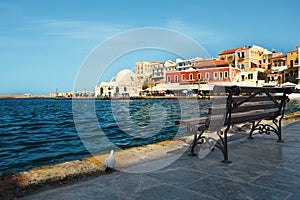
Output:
207,86,292,129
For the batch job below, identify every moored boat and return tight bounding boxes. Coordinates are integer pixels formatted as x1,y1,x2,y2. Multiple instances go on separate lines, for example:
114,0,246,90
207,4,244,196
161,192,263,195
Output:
288,84,300,99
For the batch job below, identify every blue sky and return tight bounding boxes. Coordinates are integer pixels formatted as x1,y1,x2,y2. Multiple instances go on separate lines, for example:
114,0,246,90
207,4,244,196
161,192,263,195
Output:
0,0,299,94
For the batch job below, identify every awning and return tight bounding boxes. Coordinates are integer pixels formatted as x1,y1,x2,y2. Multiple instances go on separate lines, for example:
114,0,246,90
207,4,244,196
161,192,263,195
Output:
281,82,296,88
145,87,167,91
272,66,287,73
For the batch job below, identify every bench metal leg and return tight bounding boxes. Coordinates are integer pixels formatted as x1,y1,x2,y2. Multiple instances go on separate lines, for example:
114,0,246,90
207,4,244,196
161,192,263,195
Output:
188,130,205,156
221,130,231,164
188,133,198,156
277,118,283,142
247,119,283,142
248,121,256,139
215,130,231,164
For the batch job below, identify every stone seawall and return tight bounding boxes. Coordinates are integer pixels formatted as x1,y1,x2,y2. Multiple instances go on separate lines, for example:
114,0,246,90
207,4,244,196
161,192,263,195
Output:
0,139,190,199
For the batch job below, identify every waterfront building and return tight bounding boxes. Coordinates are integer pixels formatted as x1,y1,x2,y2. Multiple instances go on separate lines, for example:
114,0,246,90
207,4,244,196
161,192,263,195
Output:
219,45,271,71
234,45,271,69
136,61,152,82
234,46,251,69
151,61,165,82
286,49,299,83
296,44,300,84
265,54,287,85
165,60,240,84
261,50,273,70
176,57,208,71
234,45,274,86
95,81,117,97
95,69,140,97
218,47,242,66
236,68,266,86
164,60,176,72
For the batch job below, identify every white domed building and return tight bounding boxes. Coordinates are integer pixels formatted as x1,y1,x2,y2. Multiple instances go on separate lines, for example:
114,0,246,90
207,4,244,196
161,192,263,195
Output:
95,69,140,97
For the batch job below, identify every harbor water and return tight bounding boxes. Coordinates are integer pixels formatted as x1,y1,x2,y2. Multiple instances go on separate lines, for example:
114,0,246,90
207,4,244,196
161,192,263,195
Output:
1,98,300,175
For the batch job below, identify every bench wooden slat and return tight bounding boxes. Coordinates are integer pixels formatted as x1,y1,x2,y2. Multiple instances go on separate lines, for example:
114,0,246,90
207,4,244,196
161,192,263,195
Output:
229,110,279,124
211,95,285,105
209,103,279,114
213,85,292,94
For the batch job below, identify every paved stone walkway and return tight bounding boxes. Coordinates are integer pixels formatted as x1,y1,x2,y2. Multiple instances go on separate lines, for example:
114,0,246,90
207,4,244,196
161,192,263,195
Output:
22,121,300,200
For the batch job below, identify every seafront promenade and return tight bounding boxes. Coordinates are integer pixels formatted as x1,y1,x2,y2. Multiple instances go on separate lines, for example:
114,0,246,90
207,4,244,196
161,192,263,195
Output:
20,120,300,200
0,113,299,199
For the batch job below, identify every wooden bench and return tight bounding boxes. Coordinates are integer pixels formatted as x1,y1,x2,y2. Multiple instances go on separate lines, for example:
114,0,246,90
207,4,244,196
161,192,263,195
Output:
175,85,292,163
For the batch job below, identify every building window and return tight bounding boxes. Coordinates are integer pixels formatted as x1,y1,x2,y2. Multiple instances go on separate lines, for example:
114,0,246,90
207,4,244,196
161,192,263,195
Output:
197,73,201,80
241,75,245,81
290,60,294,68
241,64,244,69
224,71,228,78
248,73,253,80
241,52,244,58
181,74,185,80
189,74,193,80
175,75,178,83
219,72,223,80
214,72,218,80
167,76,171,83
205,72,210,80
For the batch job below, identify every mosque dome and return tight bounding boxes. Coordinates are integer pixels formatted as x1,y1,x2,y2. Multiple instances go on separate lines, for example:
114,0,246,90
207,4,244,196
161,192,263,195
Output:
115,69,138,86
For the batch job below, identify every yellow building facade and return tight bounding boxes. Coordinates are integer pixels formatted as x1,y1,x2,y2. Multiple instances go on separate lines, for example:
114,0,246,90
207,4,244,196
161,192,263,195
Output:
135,61,152,81
286,49,299,83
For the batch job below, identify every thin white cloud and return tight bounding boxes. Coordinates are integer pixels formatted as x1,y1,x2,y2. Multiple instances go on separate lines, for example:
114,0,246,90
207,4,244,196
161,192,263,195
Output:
32,20,133,41
0,20,134,50
164,18,223,45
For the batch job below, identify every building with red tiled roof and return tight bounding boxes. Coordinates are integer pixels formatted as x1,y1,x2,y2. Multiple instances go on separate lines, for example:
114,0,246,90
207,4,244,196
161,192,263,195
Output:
272,54,286,59
288,49,298,53
219,47,243,55
218,46,251,67
194,60,229,68
165,60,240,84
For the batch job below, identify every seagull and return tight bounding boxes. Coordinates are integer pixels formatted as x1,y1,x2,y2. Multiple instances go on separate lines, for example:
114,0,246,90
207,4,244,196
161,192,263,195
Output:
104,150,115,172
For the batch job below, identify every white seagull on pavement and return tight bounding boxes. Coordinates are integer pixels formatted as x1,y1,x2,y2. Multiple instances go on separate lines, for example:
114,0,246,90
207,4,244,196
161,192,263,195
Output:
104,150,115,172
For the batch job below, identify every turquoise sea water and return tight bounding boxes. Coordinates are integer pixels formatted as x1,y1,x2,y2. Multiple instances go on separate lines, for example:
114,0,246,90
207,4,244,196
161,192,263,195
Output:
0,98,299,175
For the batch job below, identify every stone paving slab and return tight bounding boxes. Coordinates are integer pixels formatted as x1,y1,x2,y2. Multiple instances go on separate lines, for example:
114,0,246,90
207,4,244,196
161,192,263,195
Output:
185,175,291,200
